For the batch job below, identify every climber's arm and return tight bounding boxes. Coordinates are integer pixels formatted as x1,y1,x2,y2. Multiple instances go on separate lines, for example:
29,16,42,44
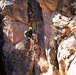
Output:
24,31,27,37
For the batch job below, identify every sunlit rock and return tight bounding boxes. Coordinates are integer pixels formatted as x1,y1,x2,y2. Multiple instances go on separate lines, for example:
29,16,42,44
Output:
68,16,76,31
3,16,28,45
52,13,70,28
0,0,13,10
15,39,27,50
37,0,59,11
2,0,29,24
52,14,61,22
57,36,76,75
38,57,53,75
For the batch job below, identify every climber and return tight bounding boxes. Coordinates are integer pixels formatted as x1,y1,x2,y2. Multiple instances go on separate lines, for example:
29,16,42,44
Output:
24,25,38,52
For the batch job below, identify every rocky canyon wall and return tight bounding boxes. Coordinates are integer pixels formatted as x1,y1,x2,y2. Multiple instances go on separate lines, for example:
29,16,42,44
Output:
1,0,47,75
0,0,76,75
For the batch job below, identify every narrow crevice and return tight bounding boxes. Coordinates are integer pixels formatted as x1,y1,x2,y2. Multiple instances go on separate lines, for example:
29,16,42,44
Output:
28,0,46,58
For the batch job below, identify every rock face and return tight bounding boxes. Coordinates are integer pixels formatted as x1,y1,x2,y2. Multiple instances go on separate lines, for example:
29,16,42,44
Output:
57,36,76,75
2,0,47,75
37,0,76,75
57,17,76,75
37,0,61,75
37,0,59,11
3,15,28,45
2,0,29,24
1,0,76,75
0,14,6,75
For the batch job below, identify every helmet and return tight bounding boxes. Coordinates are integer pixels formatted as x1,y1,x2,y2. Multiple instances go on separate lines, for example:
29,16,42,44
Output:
29,26,33,30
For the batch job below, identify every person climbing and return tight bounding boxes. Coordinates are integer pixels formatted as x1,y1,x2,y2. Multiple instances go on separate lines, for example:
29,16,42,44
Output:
24,25,38,52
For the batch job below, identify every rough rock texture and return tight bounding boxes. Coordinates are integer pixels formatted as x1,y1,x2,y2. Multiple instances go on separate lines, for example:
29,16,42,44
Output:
57,36,76,75
2,0,29,24
3,39,35,75
37,0,76,75
37,0,59,11
1,0,76,75
3,15,28,45
57,17,76,75
37,0,61,75
0,14,6,75
2,0,47,75
0,0,14,11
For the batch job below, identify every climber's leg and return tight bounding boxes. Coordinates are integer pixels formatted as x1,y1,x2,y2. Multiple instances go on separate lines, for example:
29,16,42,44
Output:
35,34,38,42
29,38,34,51
32,39,34,51
33,34,38,43
29,38,32,51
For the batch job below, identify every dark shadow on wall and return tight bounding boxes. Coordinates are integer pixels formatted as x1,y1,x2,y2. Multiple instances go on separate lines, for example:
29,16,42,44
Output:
3,42,41,75
0,14,6,75
28,0,46,60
